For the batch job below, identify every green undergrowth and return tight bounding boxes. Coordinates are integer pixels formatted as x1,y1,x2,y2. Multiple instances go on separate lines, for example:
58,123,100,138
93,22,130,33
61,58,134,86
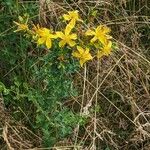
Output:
0,0,87,147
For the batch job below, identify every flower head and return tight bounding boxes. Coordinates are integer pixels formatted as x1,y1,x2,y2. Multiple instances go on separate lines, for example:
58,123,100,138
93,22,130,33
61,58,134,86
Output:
56,23,77,47
37,27,56,49
97,41,112,58
63,10,82,28
72,46,93,67
63,10,81,22
85,25,111,45
13,21,28,32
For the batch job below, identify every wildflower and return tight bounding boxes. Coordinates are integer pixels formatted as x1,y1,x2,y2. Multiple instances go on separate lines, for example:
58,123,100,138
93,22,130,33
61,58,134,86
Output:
85,25,111,45
13,21,28,32
72,46,93,67
97,41,112,58
56,23,77,47
63,10,82,22
63,10,82,27
37,27,56,49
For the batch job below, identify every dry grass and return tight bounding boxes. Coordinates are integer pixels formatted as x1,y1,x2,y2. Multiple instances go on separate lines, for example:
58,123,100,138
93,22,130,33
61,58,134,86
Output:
45,0,150,149
1,0,150,149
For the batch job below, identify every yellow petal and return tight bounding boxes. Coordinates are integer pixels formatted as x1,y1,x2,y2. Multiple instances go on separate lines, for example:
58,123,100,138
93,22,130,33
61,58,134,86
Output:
84,48,90,55
77,46,84,54
59,40,66,47
69,19,76,27
107,35,112,39
72,51,81,58
68,40,76,47
56,32,64,39
79,59,85,67
96,25,103,33
37,37,45,45
104,41,112,55
68,10,78,19
63,14,70,21
70,33,77,40
43,28,49,33
48,33,57,39
98,36,108,45
50,34,57,39
107,41,112,48
85,29,95,36
102,26,111,34
46,39,52,49
69,10,78,15
85,53,93,60
65,23,74,35
90,36,97,43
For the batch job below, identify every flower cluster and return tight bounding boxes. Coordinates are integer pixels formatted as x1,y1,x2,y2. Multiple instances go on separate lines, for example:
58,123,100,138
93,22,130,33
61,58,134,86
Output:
14,11,115,67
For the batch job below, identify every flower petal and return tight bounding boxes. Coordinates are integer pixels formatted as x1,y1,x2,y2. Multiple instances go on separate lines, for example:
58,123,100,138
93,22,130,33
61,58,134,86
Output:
72,51,81,58
98,35,108,45
104,41,112,55
102,26,111,34
63,14,70,21
79,59,85,67
70,33,77,40
68,40,76,47
85,29,95,36
84,48,90,55
69,10,78,15
46,39,52,49
50,34,57,39
65,23,74,35
106,35,112,40
107,41,112,48
85,53,93,60
37,37,45,45
77,46,84,54
56,32,64,39
59,40,66,47
96,25,103,33
69,19,76,27
90,36,97,43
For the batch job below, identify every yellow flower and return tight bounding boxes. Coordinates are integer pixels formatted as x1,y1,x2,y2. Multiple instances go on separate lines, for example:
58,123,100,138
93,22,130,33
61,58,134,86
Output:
13,21,28,32
56,23,77,47
85,25,111,45
37,28,56,49
97,41,112,58
63,10,82,23
72,46,93,67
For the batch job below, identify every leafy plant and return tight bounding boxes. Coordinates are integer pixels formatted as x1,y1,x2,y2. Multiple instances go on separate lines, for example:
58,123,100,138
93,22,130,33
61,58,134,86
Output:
1,5,116,147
